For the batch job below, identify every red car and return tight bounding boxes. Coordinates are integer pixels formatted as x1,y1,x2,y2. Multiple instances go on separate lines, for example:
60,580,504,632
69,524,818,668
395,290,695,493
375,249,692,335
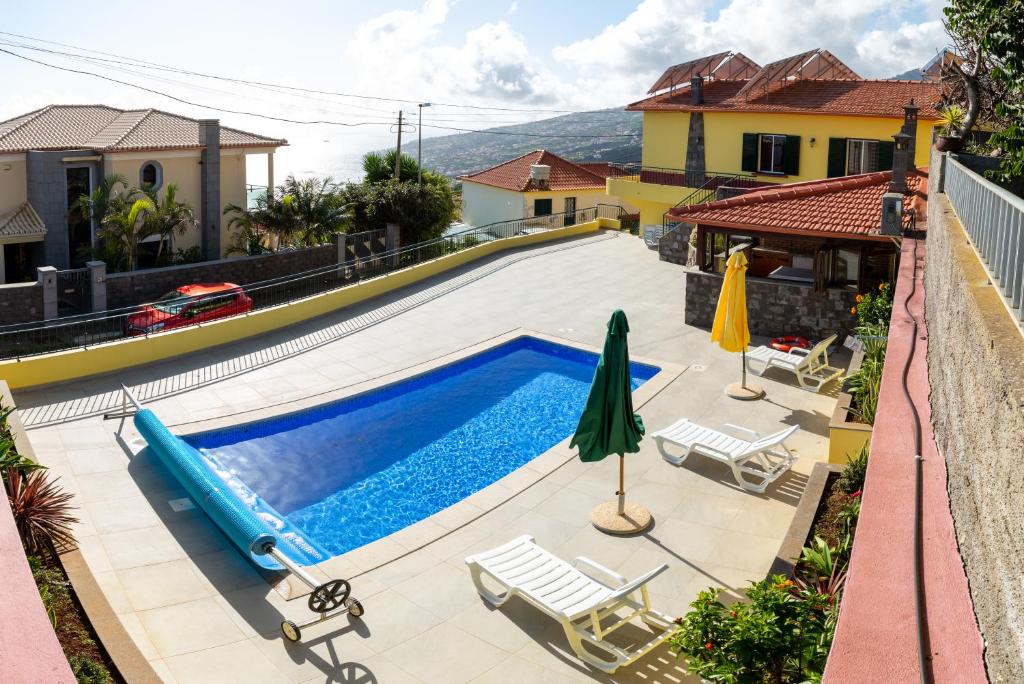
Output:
127,283,253,336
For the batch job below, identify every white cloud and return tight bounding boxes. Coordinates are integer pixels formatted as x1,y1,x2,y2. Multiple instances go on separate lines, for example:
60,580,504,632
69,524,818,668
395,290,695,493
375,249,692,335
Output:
506,1,518,16
856,21,948,77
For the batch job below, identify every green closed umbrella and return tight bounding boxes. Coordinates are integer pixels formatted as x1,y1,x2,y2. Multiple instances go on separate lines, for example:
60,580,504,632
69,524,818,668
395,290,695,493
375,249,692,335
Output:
571,310,652,534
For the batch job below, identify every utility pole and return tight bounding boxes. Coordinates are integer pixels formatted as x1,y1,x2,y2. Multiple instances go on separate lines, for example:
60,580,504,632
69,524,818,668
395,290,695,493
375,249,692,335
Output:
395,110,403,181
417,103,431,184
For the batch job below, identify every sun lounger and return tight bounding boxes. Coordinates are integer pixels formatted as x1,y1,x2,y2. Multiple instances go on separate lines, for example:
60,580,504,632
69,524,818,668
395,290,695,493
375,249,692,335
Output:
654,419,798,493
465,535,675,674
745,334,842,392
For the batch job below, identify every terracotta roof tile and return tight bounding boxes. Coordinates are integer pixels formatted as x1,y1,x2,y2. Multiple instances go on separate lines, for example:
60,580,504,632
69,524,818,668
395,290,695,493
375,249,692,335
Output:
0,105,287,153
0,203,46,240
458,150,607,191
669,168,928,238
628,79,941,119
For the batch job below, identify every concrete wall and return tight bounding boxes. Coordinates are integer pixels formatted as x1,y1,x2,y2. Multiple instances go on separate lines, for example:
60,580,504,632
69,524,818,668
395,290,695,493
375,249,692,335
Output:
461,182,523,226
684,268,858,339
106,244,336,308
461,181,629,227
924,154,1024,681
0,156,27,216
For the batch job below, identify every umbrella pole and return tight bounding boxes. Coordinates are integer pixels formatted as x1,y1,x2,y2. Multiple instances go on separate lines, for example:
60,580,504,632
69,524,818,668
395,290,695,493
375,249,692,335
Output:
742,348,747,388
617,455,625,515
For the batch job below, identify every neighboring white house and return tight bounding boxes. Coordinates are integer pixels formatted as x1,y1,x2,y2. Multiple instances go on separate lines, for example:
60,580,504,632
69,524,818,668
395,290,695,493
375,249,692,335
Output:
458,150,636,227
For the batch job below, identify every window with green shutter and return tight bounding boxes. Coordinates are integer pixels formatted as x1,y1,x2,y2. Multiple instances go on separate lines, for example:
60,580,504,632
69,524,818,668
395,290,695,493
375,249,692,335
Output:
827,138,848,177
741,133,758,173
783,135,801,175
878,141,895,172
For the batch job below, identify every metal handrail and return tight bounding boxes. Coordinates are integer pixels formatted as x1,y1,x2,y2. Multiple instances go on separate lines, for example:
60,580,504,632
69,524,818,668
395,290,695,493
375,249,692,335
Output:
944,156,1024,327
0,205,624,360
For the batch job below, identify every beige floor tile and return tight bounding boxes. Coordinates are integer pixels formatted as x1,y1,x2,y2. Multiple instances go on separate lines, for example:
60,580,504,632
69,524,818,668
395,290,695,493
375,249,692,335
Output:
75,469,144,503
705,531,784,574
147,659,178,683
139,596,246,658
641,517,726,565
299,653,424,684
67,447,129,475
471,654,591,683
164,639,284,683
448,596,543,654
117,612,160,660
101,526,188,570
76,534,114,574
92,570,134,615
86,495,161,534
383,622,507,684
346,589,442,654
118,559,215,612
393,561,477,618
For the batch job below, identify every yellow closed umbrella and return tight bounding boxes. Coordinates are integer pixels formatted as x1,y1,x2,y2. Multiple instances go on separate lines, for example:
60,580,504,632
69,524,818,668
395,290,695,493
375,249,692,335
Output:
711,249,764,400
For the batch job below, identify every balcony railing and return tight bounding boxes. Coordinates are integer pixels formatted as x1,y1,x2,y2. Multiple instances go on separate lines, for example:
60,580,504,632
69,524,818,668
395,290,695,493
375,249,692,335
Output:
607,162,761,190
945,156,1024,327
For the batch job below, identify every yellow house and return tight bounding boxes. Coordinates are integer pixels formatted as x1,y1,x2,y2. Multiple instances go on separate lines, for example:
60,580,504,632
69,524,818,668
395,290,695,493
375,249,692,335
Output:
607,49,942,231
458,150,636,227
0,105,286,280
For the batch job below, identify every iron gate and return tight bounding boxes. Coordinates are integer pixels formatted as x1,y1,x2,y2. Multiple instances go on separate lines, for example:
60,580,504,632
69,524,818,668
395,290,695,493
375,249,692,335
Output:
56,267,90,316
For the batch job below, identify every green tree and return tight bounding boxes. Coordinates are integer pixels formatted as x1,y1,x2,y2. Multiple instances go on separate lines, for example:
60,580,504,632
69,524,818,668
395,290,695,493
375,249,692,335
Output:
343,179,455,244
71,173,128,225
98,197,156,271
944,0,1024,181
141,183,195,264
280,175,352,245
362,150,422,184
223,188,301,255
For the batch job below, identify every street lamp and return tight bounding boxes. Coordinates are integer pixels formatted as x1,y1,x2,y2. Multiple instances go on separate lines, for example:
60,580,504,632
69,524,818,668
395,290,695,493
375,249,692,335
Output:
417,102,431,184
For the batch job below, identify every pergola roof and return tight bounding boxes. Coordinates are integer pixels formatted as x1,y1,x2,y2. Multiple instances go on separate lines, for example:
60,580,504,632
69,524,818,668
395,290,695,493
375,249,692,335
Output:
734,49,860,100
647,52,761,94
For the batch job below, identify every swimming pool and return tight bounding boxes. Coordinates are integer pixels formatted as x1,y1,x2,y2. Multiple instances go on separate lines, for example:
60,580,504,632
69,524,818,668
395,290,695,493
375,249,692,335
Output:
186,336,659,558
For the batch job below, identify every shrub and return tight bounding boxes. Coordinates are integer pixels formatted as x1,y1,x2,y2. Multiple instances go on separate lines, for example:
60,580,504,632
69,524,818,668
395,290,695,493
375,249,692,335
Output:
838,442,869,494
68,655,111,684
5,467,77,556
670,577,835,684
851,282,893,327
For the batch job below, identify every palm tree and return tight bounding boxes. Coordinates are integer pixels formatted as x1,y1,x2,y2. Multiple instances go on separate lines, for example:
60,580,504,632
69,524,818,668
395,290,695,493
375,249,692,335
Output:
362,150,422,183
280,175,352,245
223,189,300,254
72,173,128,224
99,197,156,271
141,184,196,263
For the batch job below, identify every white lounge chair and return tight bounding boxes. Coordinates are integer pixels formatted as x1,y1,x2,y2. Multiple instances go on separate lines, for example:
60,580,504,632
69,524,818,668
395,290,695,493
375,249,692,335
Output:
654,419,798,493
745,334,842,392
465,535,675,674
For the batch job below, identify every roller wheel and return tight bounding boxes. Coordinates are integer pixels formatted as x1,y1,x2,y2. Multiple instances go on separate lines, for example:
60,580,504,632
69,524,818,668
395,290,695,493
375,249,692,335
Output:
308,579,351,614
281,620,301,642
345,597,364,618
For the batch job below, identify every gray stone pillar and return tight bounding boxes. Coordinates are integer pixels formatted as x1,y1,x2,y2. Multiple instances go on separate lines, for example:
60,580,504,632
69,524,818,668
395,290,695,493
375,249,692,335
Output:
86,261,107,312
333,232,347,264
385,223,399,268
199,119,222,261
37,266,57,320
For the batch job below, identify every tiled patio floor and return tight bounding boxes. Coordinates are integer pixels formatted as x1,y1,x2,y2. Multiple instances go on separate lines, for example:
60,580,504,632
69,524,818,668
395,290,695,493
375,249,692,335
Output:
17,232,846,683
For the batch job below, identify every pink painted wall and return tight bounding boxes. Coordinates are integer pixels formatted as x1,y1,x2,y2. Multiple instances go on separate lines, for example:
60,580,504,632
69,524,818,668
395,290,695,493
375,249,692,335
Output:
0,489,75,682
824,238,986,682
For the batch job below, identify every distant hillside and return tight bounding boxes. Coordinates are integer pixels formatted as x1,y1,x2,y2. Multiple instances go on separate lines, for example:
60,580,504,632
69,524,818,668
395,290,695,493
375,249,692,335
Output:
418,107,641,178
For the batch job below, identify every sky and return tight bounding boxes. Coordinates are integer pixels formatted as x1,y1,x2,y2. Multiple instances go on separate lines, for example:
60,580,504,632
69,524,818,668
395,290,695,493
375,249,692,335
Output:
0,0,950,182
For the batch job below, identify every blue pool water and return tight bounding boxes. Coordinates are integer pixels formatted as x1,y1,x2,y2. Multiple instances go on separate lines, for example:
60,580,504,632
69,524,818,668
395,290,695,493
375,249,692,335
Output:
186,336,659,558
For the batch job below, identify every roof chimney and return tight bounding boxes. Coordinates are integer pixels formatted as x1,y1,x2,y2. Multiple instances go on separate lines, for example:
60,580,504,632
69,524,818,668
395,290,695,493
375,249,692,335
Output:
889,131,912,194
901,99,920,162
530,164,550,188
690,76,704,105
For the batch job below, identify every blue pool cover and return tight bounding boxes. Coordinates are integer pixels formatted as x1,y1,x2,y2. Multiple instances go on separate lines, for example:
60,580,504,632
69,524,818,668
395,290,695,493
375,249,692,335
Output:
149,335,658,565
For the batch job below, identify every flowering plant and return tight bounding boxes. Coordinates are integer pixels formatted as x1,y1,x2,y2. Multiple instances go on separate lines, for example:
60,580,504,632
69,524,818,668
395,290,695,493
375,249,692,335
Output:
669,576,834,683
850,282,893,327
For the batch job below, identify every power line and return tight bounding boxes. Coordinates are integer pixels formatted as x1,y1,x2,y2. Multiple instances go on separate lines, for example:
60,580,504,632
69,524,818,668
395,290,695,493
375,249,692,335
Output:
0,30,623,115
0,45,640,139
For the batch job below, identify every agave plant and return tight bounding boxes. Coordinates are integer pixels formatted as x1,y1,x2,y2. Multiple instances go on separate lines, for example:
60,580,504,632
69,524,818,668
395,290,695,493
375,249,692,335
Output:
5,467,77,556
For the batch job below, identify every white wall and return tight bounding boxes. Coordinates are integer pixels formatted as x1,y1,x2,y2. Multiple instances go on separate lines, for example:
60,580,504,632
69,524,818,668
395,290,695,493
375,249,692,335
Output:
461,182,525,227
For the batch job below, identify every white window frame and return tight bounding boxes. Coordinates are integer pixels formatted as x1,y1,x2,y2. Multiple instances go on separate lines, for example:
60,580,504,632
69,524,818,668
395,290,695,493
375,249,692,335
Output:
757,134,786,174
846,139,880,175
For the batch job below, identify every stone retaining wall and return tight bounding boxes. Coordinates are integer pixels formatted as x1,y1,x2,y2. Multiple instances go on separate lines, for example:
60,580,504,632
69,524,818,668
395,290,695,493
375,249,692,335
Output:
658,225,692,265
924,157,1024,681
0,282,43,326
684,268,858,339
106,245,336,308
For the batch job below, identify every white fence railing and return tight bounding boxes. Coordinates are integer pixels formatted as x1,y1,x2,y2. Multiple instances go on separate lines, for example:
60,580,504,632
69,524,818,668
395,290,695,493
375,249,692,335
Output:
945,156,1024,327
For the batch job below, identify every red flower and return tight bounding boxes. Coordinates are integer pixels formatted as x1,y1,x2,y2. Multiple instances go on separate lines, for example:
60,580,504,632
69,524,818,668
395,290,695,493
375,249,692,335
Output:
705,642,713,651
730,611,737,619
849,490,862,498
